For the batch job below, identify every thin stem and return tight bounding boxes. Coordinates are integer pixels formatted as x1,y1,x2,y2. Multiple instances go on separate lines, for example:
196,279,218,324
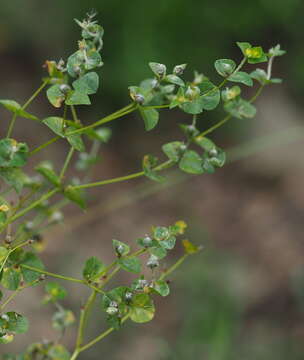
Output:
159,254,189,281
20,264,85,284
0,278,40,310
75,290,97,349
72,171,144,190
79,315,130,353
72,160,174,191
22,80,49,110
59,147,75,180
6,80,49,138
6,189,59,226
197,84,264,138
66,104,136,136
30,136,61,156
71,105,80,124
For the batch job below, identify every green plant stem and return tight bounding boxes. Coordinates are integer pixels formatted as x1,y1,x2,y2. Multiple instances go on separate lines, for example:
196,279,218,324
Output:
20,264,84,284
0,240,30,273
75,290,97,349
18,264,105,294
5,189,59,227
75,251,187,357
72,160,173,191
66,103,136,136
6,80,49,138
198,84,264,138
71,105,80,124
0,278,40,310
72,171,144,190
159,254,189,280
30,136,61,155
78,314,130,354
59,147,75,180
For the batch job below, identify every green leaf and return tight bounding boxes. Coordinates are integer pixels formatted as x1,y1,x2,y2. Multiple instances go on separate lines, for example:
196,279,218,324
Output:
0,246,9,263
228,72,253,86
0,168,28,193
65,90,91,106
221,86,241,102
142,154,165,183
194,136,216,151
149,246,167,259
66,127,85,152
118,256,141,274
1,267,21,290
5,312,29,334
90,127,112,143
66,51,85,78
236,42,267,64
42,117,65,137
46,85,65,108
82,257,106,281
0,100,38,120
179,150,203,174
85,49,103,71
149,62,166,77
161,236,176,250
224,98,256,119
180,97,204,115
47,344,70,360
153,226,169,241
246,47,268,64
44,282,67,302
72,72,99,95
162,141,183,163
152,280,170,297
214,59,236,77
269,44,286,57
35,161,60,187
52,309,75,331
200,80,220,110
236,42,252,56
0,139,29,168
164,74,185,87
139,107,159,131
0,334,14,344
112,239,130,257
63,185,86,209
250,69,268,85
182,239,200,254
129,293,155,323
21,252,45,283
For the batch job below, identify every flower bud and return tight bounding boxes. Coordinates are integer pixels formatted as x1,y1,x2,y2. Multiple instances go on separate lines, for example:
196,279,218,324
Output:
134,94,145,105
106,306,118,315
59,84,71,94
208,148,218,157
185,86,200,100
125,292,133,302
143,235,153,247
146,255,159,269
173,64,187,76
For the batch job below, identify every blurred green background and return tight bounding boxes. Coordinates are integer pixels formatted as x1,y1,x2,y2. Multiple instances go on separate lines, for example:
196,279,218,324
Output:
1,0,304,359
